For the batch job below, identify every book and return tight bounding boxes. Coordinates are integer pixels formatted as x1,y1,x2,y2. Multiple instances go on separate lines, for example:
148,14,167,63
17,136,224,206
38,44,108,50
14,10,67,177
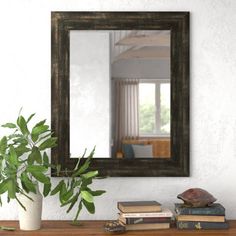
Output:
123,223,170,230
117,201,161,213
175,203,225,216
119,216,172,225
176,221,229,230
119,208,173,218
176,215,225,222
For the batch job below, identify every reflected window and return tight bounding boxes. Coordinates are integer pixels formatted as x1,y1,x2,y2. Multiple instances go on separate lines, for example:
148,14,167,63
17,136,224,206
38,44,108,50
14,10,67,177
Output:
139,81,170,136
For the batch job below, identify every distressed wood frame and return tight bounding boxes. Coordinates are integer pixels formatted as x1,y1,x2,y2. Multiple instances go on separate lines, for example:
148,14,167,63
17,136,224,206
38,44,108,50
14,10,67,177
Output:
51,12,190,177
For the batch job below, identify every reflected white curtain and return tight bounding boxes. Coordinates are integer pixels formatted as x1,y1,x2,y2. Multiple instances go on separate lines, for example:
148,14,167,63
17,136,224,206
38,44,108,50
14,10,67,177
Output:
113,78,139,154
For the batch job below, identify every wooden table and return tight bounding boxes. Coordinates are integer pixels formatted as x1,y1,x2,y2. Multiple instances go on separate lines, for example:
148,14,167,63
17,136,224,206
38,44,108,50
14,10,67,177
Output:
0,220,235,235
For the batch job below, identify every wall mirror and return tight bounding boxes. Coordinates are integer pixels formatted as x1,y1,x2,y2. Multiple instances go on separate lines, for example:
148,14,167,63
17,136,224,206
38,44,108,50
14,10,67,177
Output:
51,12,189,177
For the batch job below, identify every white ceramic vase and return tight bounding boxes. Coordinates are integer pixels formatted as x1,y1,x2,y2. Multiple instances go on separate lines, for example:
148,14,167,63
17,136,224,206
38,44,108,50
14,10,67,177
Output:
18,185,43,231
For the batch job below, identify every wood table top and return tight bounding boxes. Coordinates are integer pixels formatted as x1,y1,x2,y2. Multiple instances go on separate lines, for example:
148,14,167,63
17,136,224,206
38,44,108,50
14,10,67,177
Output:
0,220,235,235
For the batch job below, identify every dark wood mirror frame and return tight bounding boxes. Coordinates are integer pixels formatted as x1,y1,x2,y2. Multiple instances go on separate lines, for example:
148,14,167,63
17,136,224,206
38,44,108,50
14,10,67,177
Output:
51,11,189,177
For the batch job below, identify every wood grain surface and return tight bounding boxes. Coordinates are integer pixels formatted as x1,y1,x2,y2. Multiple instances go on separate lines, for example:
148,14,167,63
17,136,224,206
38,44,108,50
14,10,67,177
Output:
0,220,234,236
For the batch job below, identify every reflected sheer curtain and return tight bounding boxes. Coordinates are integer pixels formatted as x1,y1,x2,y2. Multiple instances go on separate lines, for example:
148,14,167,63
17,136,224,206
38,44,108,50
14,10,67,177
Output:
113,78,139,155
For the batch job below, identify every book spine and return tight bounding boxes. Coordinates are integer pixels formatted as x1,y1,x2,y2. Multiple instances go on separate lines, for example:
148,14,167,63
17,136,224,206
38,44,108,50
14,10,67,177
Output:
121,212,173,218
176,215,225,222
176,221,229,230
175,207,225,216
126,217,171,224
125,223,170,230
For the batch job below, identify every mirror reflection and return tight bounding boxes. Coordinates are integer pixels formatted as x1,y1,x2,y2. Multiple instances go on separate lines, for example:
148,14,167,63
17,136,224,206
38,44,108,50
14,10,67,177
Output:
70,30,171,159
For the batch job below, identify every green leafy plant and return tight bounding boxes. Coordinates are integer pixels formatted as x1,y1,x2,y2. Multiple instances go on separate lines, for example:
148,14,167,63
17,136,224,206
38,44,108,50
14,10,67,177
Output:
51,147,106,223
0,111,57,208
0,111,106,223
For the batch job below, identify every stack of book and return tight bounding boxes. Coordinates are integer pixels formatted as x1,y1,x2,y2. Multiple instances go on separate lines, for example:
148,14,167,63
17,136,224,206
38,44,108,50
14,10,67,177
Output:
175,203,229,230
117,201,173,230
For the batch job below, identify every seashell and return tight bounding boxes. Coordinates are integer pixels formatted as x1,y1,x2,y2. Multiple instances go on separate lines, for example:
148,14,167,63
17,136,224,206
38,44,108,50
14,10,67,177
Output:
177,188,217,207
104,221,126,234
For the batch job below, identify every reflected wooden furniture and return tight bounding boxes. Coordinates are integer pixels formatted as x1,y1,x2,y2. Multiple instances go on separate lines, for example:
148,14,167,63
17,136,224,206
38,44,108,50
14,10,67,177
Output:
122,138,170,158
0,220,234,235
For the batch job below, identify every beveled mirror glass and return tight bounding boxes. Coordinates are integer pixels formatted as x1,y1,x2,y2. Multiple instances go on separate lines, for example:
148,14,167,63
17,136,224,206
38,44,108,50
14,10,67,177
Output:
51,12,189,176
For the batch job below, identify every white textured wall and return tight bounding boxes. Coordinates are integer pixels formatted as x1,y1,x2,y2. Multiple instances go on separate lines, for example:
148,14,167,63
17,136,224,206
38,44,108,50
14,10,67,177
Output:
0,0,236,220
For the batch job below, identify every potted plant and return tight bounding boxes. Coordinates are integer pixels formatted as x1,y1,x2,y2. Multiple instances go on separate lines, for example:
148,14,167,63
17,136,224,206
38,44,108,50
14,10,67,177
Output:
0,111,106,230
0,111,57,230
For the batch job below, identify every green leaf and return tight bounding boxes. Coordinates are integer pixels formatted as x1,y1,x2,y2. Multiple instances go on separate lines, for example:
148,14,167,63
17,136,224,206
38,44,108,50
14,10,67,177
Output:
0,180,9,194
20,173,36,193
7,179,16,199
72,179,82,188
81,190,93,203
17,116,29,135
82,171,98,179
1,123,16,129
82,199,95,214
50,180,64,195
43,152,49,166
37,132,52,144
12,137,28,146
2,165,17,177
74,149,87,170
43,182,51,197
81,178,93,188
72,148,95,177
0,226,16,231
31,172,50,184
87,147,96,158
31,125,49,142
34,119,46,127
26,113,35,123
28,146,42,164
27,152,34,165
35,149,43,164
66,194,79,213
38,137,57,151
21,180,29,193
32,125,49,135
90,190,106,196
9,146,18,166
61,189,74,203
8,134,22,140
0,136,7,155
26,165,47,173
59,182,67,203
72,160,90,177
15,144,31,157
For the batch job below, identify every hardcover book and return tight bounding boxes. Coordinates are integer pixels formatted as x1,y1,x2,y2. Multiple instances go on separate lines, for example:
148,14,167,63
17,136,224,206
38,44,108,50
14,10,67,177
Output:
176,215,225,223
118,201,161,213
123,223,170,230
119,208,173,218
175,203,225,216
119,216,171,225
176,221,229,230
